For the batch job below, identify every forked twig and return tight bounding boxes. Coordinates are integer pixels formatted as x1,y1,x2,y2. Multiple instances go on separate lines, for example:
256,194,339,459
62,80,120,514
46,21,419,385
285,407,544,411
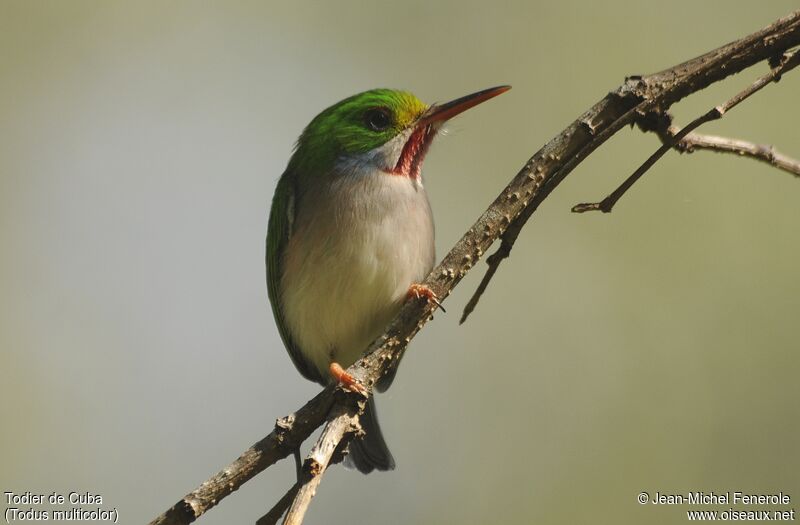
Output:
282,405,360,525
572,49,800,213
460,17,800,323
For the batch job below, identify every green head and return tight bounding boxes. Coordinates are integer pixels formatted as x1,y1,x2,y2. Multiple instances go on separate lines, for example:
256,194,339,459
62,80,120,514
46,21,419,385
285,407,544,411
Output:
287,86,510,180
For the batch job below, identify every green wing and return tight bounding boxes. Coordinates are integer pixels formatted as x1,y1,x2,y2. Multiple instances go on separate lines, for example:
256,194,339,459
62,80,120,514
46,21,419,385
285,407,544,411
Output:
266,171,322,383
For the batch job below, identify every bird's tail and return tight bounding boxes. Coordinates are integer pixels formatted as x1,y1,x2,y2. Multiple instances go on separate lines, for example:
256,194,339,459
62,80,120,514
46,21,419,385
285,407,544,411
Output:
345,396,395,474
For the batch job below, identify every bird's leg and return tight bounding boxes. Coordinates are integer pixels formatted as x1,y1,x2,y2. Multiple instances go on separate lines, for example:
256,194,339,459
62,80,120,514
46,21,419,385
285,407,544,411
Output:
329,362,368,396
407,283,446,312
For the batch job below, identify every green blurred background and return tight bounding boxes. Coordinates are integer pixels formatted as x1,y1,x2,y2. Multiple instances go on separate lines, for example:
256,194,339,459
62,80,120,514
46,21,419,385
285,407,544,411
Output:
1,2,798,524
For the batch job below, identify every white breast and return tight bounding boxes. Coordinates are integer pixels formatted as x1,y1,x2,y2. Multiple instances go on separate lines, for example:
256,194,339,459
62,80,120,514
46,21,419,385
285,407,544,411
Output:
280,172,435,380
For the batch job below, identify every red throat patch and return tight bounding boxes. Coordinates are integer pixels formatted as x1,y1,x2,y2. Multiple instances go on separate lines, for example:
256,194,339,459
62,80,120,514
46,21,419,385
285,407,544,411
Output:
391,124,437,180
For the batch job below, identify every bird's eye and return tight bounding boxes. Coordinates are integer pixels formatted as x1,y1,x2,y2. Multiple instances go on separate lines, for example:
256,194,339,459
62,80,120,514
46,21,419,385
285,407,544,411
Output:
365,108,392,131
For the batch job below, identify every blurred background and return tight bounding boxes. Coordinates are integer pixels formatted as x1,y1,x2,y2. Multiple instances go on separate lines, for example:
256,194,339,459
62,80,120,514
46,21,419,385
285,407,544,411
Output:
1,2,798,524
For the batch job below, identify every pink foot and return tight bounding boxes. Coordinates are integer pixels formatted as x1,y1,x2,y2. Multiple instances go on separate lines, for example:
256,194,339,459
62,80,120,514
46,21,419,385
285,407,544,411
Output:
406,283,445,312
329,362,367,396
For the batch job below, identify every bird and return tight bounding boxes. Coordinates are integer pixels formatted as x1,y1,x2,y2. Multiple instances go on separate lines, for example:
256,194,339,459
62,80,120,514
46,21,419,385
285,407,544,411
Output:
266,85,510,473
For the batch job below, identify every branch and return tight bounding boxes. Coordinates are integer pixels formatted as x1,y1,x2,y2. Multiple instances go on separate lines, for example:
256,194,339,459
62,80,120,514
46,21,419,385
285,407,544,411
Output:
282,404,360,525
256,482,299,525
148,10,800,525
148,389,335,525
572,48,800,213
461,11,800,322
666,128,800,178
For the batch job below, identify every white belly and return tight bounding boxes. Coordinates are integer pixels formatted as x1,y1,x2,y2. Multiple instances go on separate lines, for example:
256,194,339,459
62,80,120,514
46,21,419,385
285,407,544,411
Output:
280,173,435,381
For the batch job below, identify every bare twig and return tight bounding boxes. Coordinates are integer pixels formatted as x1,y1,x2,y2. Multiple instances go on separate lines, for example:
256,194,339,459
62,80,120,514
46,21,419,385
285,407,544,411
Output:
258,427,353,525
460,14,800,322
572,49,800,213
256,483,300,525
148,11,800,525
459,240,511,324
666,128,800,177
282,405,360,525
148,388,335,525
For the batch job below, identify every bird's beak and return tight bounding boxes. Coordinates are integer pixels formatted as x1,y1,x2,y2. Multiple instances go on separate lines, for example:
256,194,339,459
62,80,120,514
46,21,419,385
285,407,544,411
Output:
418,85,511,126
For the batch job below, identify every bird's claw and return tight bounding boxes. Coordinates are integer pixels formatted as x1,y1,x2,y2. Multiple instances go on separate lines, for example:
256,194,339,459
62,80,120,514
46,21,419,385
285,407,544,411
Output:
329,362,368,396
407,283,446,312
